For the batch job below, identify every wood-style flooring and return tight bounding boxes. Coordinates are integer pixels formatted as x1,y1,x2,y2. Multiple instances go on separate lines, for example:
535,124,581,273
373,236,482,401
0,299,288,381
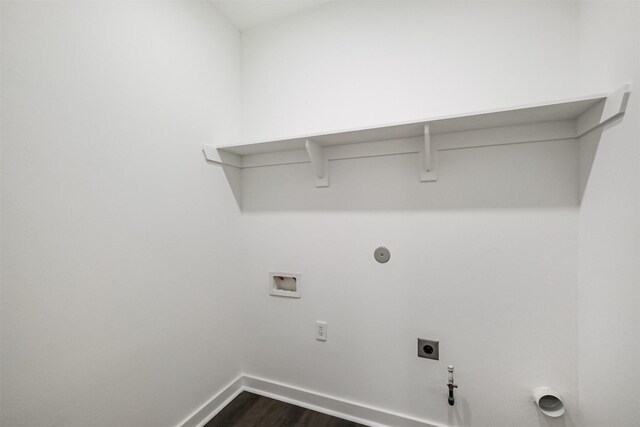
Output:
205,391,366,427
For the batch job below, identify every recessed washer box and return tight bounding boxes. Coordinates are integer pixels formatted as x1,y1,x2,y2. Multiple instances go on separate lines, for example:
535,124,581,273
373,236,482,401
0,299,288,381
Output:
269,272,301,298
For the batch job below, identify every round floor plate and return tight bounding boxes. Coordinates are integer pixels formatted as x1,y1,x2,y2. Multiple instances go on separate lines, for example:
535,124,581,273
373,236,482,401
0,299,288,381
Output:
374,246,390,263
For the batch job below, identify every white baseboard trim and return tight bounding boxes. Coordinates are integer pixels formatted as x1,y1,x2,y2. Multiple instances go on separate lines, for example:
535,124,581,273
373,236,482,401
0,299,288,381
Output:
243,375,441,427
178,375,245,427
178,374,442,427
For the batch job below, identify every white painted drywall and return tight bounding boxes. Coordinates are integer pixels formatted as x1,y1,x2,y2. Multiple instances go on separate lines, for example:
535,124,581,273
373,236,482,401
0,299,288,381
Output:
577,2,640,426
241,0,580,143
211,0,333,31
3,1,637,426
239,2,581,426
0,2,243,426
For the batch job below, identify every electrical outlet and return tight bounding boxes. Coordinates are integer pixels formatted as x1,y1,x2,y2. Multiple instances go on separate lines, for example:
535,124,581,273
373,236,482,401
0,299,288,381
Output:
316,321,327,341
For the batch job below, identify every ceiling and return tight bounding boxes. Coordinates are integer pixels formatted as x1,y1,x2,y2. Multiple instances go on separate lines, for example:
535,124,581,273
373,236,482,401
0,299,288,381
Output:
210,0,332,31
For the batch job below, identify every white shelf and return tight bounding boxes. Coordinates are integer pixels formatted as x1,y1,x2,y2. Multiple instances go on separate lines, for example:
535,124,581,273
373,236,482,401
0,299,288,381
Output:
203,85,630,204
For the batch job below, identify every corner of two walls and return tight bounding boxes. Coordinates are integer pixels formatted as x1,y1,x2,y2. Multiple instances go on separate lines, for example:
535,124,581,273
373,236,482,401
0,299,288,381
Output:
3,1,637,427
0,2,244,426
576,2,640,426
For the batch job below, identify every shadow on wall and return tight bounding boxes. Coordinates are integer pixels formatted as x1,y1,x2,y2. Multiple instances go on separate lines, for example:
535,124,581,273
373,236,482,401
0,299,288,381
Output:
534,406,578,427
236,139,580,212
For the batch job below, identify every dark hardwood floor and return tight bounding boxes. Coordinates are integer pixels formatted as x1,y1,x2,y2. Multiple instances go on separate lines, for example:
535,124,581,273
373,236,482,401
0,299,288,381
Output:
205,391,366,427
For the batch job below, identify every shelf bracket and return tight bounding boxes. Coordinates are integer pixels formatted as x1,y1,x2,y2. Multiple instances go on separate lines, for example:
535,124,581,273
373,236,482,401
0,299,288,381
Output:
576,84,631,202
305,139,329,187
202,145,243,208
419,125,437,182
201,145,242,168
576,83,631,137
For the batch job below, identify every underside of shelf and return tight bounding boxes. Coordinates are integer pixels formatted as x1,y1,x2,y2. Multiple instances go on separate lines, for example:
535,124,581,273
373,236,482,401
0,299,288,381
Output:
203,84,630,209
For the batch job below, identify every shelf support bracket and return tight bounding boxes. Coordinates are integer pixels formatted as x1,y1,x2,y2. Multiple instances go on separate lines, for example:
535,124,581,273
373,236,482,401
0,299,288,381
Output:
576,83,631,137
201,145,242,168
201,145,243,208
419,125,437,182
305,139,329,187
576,84,631,202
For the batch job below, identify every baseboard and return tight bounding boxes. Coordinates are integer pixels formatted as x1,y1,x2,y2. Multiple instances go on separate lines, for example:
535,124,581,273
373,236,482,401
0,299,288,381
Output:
178,375,245,427
243,375,441,427
178,374,441,427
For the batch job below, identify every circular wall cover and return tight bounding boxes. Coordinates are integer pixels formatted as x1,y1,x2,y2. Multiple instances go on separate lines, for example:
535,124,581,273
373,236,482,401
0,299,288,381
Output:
374,246,391,263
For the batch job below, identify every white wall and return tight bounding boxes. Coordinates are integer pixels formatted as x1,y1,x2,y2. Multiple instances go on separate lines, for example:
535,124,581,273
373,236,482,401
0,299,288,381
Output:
3,2,637,426
0,2,243,426
241,0,579,142
577,2,640,426
239,2,582,426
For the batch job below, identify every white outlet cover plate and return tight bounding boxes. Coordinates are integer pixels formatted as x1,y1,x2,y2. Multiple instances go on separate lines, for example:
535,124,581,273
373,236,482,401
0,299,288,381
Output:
316,321,327,341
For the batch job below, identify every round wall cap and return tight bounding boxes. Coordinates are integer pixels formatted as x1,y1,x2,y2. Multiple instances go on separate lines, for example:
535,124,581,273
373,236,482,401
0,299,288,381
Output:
374,246,390,263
